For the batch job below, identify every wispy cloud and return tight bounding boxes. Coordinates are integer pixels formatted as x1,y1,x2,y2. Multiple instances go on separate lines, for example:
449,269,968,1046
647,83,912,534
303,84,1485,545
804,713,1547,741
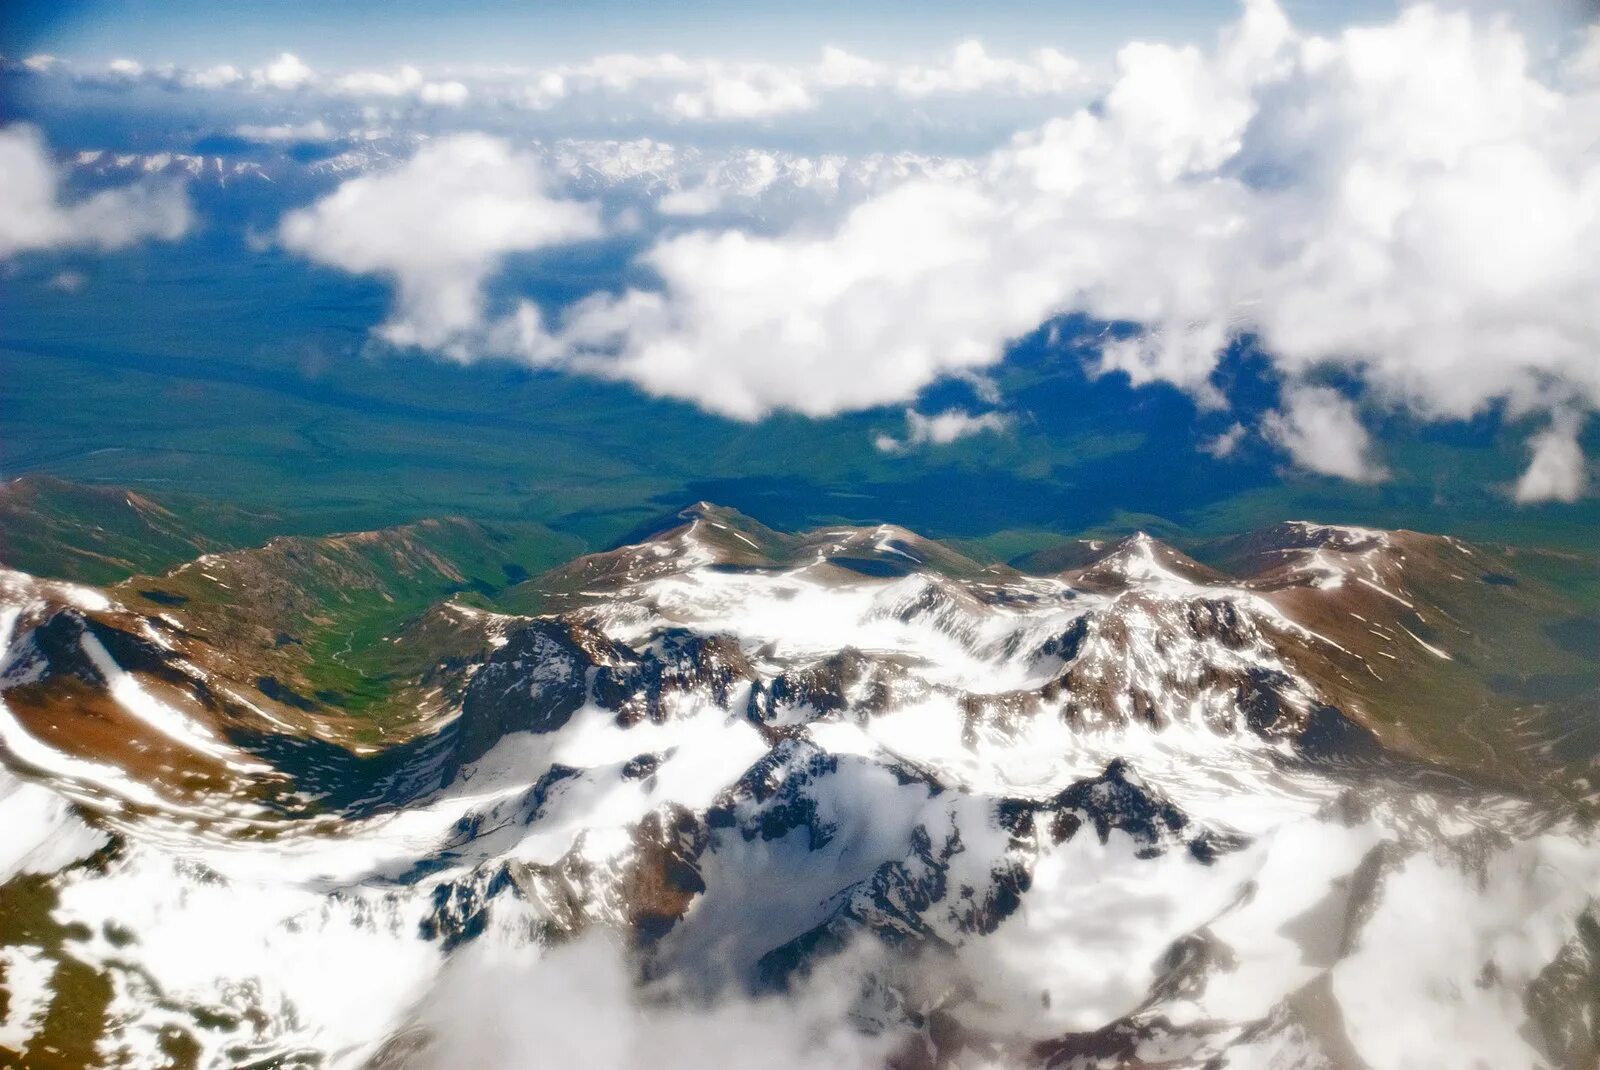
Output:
875,408,1012,453
16,41,1087,125
0,124,191,258
1515,412,1589,503
1263,386,1385,483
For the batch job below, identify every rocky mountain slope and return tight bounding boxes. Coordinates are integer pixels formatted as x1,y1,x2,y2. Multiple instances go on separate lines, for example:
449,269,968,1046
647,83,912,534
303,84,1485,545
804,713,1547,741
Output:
0,504,1597,1068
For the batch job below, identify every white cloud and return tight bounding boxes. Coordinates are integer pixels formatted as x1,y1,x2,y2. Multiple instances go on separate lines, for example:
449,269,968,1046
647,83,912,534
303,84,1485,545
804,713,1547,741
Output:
54,51,465,104
0,124,191,258
420,80,471,107
278,133,603,350
1514,412,1588,503
182,64,243,89
875,408,1011,453
73,58,241,90
259,1,1600,487
507,43,1090,121
1262,385,1385,482
657,186,723,216
815,46,884,89
46,269,86,293
534,178,1025,418
332,65,423,97
331,65,470,105
668,68,813,120
235,119,338,143
32,40,1090,123
514,1,1600,465
893,40,1085,96
253,52,315,90
524,53,816,120
1199,421,1247,458
1568,23,1600,84
409,935,899,1070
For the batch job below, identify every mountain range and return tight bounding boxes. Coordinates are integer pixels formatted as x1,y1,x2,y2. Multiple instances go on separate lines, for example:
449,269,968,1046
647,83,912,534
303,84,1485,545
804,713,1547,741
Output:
1,483,1597,1068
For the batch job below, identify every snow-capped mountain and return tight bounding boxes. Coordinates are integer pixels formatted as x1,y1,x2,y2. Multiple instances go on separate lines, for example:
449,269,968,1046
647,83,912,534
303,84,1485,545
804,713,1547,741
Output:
70,149,276,187
64,137,974,219
0,505,1596,1069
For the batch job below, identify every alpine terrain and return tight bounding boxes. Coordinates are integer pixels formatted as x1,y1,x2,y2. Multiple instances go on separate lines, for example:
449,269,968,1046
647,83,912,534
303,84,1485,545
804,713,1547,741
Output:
1,500,1598,1069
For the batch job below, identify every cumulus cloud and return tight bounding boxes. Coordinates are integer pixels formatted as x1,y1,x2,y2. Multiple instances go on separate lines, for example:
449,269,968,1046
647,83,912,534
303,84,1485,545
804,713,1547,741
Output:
519,53,816,120
538,179,1028,418
332,65,471,105
0,124,191,258
1514,412,1589,503
891,40,1084,96
1262,385,1385,482
496,43,1089,120
278,133,603,350
42,51,466,105
668,71,812,121
253,52,315,91
235,119,338,143
875,408,1012,453
184,63,244,89
420,80,471,107
105,58,145,80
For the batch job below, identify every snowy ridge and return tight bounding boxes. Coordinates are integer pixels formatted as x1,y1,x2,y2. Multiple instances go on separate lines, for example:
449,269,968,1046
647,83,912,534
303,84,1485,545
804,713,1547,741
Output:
0,514,1596,1069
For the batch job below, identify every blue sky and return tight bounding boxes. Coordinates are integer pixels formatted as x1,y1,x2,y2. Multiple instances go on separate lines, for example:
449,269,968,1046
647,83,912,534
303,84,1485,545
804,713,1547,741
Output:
9,0,1405,67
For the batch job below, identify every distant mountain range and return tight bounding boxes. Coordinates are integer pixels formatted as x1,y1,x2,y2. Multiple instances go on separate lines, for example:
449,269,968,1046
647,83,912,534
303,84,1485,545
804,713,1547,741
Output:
1,485,1596,1068
66,137,976,218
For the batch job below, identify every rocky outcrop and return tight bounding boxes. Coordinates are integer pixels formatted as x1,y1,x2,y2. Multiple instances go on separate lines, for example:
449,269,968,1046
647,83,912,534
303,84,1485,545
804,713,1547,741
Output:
450,619,630,771
1046,759,1247,863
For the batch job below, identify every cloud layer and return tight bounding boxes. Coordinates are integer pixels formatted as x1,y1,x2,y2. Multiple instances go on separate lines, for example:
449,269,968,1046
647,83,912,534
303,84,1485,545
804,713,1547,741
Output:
410,936,899,1070
259,1,1599,495
519,42,1086,120
19,41,1086,125
0,124,191,258
507,5,1597,436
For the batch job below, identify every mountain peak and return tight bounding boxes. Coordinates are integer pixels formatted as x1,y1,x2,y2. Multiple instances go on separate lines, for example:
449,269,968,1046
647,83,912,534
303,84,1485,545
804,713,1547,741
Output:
1066,531,1224,591
623,501,783,552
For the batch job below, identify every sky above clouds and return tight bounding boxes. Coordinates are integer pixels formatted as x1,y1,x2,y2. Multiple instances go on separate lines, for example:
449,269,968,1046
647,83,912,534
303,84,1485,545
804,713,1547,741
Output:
6,0,1406,69
1,0,1598,502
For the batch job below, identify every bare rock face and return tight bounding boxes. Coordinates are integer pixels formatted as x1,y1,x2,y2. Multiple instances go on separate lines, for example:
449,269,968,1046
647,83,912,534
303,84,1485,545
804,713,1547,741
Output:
594,629,756,727
451,619,629,771
1047,759,1247,863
